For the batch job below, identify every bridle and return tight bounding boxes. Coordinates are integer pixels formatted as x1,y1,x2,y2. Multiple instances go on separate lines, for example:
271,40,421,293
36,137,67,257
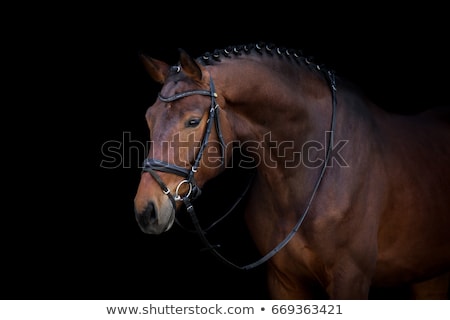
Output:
141,69,337,271
142,75,224,212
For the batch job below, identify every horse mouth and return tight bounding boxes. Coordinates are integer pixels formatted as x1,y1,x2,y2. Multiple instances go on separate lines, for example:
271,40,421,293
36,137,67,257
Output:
135,202,175,235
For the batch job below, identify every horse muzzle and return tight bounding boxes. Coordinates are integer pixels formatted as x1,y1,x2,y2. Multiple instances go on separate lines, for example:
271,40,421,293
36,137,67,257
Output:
134,198,175,234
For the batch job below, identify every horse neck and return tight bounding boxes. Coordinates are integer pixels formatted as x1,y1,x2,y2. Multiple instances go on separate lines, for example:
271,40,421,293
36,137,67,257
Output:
218,62,332,152
210,60,339,209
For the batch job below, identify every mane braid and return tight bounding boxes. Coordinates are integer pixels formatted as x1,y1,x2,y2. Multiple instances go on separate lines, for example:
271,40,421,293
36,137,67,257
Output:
197,42,328,72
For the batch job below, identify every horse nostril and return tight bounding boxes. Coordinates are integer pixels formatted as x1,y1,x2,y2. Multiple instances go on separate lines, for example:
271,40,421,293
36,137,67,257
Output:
136,202,157,227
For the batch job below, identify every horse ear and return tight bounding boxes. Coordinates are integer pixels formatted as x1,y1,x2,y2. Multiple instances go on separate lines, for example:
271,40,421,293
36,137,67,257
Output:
139,53,170,84
178,48,203,81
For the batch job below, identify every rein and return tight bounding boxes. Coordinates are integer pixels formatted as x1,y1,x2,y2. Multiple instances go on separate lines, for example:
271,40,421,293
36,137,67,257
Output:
142,70,337,271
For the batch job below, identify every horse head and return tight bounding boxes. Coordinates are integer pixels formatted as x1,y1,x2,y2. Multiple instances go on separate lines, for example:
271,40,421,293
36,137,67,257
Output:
134,49,233,234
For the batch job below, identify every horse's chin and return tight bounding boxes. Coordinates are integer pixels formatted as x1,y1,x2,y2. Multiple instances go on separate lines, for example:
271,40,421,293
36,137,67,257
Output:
150,214,175,235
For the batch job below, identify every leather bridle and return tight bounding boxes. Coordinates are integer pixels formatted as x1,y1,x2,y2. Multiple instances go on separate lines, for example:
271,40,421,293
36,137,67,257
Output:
142,76,224,211
141,69,337,271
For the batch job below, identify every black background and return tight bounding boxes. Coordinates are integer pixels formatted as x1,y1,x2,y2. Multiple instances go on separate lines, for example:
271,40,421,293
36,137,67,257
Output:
5,6,449,300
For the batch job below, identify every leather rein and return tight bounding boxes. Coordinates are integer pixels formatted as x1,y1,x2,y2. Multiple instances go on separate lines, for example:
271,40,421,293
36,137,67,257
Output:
142,70,337,270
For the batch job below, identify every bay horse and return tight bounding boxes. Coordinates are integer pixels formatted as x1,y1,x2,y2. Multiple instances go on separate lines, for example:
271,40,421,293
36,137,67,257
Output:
134,43,450,299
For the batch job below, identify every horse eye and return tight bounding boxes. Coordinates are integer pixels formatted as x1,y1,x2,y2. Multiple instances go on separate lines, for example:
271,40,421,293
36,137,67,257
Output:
186,118,201,128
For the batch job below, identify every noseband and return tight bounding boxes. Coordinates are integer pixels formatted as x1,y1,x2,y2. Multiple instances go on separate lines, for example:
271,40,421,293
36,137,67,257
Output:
142,75,226,211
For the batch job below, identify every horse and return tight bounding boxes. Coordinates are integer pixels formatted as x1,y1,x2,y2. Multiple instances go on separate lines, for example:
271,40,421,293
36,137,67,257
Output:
133,42,450,299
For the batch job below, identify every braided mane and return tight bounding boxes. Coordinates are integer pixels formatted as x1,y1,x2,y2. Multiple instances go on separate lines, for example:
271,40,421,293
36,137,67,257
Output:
197,42,329,73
